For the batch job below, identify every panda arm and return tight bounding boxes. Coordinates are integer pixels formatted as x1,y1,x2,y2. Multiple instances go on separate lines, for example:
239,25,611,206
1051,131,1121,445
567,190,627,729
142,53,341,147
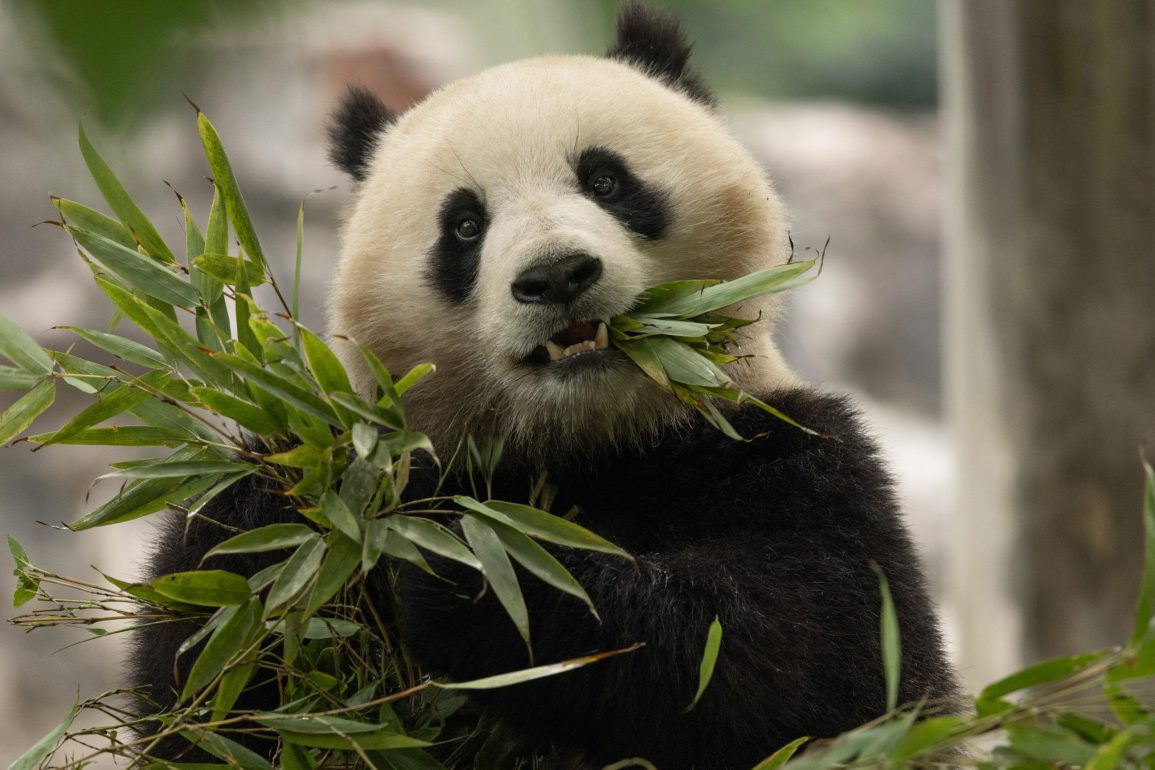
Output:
396,388,957,766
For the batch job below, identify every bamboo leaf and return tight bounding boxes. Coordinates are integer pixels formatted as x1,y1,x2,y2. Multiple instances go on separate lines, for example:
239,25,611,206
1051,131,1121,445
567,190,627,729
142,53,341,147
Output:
461,515,530,650
42,379,155,445
752,736,810,770
151,570,253,607
1130,459,1155,645
387,516,480,570
0,366,41,391
977,651,1107,713
871,562,901,712
0,314,54,375
491,523,597,618
649,337,731,388
70,471,220,530
101,461,246,480
320,489,362,542
182,598,261,700
300,326,352,395
27,426,189,447
0,378,55,445
58,326,168,368
54,197,136,250
304,531,362,617
638,261,814,317
78,124,175,263
207,524,319,558
194,253,266,287
8,705,77,770
394,362,435,397
191,387,283,436
197,113,266,270
212,352,339,427
266,537,327,614
436,644,642,690
685,616,723,712
68,226,198,308
456,497,631,559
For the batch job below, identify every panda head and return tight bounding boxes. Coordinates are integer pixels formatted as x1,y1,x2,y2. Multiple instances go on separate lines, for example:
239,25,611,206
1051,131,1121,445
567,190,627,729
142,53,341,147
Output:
328,2,797,462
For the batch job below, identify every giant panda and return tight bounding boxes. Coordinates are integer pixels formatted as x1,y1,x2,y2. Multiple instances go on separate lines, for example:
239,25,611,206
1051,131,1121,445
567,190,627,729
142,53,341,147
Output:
132,3,958,768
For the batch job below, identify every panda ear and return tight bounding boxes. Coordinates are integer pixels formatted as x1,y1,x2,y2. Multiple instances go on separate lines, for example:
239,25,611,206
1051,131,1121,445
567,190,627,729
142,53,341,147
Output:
328,85,398,182
605,1,716,107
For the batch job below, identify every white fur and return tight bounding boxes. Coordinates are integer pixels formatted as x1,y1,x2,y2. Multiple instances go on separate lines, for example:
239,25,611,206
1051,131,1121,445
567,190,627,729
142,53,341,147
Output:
329,55,797,460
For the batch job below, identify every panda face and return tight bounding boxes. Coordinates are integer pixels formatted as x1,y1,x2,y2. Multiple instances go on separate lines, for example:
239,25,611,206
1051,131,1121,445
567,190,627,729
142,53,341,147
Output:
330,55,795,459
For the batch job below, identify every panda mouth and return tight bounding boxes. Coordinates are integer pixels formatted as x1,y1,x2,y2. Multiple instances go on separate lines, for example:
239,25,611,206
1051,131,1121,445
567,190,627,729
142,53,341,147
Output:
523,320,610,364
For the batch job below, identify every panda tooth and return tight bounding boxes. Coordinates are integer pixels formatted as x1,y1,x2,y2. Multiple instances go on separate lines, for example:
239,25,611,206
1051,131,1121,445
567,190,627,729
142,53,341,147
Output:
595,322,608,350
545,340,565,361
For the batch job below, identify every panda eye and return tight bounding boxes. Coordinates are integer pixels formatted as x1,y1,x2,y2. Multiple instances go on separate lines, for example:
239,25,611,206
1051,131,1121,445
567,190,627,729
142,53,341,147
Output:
591,174,617,197
455,216,482,241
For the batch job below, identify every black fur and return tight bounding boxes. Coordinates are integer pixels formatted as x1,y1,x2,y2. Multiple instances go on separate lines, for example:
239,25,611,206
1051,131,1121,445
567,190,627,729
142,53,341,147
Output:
130,388,957,768
576,146,670,240
327,85,397,181
427,187,488,303
606,1,717,107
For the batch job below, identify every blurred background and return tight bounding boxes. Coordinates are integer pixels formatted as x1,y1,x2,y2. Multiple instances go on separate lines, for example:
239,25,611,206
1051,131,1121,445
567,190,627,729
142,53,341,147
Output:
0,0,1151,764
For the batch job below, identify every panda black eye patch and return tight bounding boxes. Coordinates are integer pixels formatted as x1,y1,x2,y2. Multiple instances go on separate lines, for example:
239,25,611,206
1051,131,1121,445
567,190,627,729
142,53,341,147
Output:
427,187,488,303
576,146,669,240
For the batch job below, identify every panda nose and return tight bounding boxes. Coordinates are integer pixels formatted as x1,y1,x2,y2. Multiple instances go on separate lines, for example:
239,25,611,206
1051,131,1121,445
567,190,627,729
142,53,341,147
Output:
511,253,603,305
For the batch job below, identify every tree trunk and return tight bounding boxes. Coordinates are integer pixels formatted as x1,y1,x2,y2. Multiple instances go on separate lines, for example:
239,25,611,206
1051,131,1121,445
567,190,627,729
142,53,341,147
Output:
942,0,1155,687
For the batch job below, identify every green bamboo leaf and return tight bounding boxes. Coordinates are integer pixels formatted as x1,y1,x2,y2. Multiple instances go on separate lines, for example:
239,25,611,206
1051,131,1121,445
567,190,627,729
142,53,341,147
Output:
649,337,731,388
1086,729,1136,770
383,430,435,460
613,337,671,390
358,344,402,407
151,570,252,607
182,598,261,700
352,421,378,459
0,378,55,445
54,198,136,251
197,113,266,270
0,366,41,391
270,724,430,751
304,531,362,617
320,489,362,542
266,536,327,614
58,326,168,368
491,522,597,618
621,317,719,339
752,736,810,770
887,716,966,764
43,379,156,445
640,261,815,317
629,278,719,315
387,516,480,570
8,705,78,770
1007,726,1097,766
871,562,901,712
369,520,433,574
330,391,403,429
78,124,175,263
456,497,631,559
977,651,1107,712
394,362,435,397
265,443,322,469
9,534,39,607
191,387,283,435
193,253,266,287
67,226,197,308
176,730,272,770
685,616,723,712
27,426,189,447
70,471,220,530
101,461,246,480
1130,460,1155,645
437,644,642,690
300,326,352,394
461,515,530,649
94,275,235,388
212,352,339,426
207,524,318,558
211,661,257,723
0,315,54,375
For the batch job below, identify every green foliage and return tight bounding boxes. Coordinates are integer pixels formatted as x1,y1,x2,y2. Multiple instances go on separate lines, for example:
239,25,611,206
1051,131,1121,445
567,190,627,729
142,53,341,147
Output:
6,114,1155,770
